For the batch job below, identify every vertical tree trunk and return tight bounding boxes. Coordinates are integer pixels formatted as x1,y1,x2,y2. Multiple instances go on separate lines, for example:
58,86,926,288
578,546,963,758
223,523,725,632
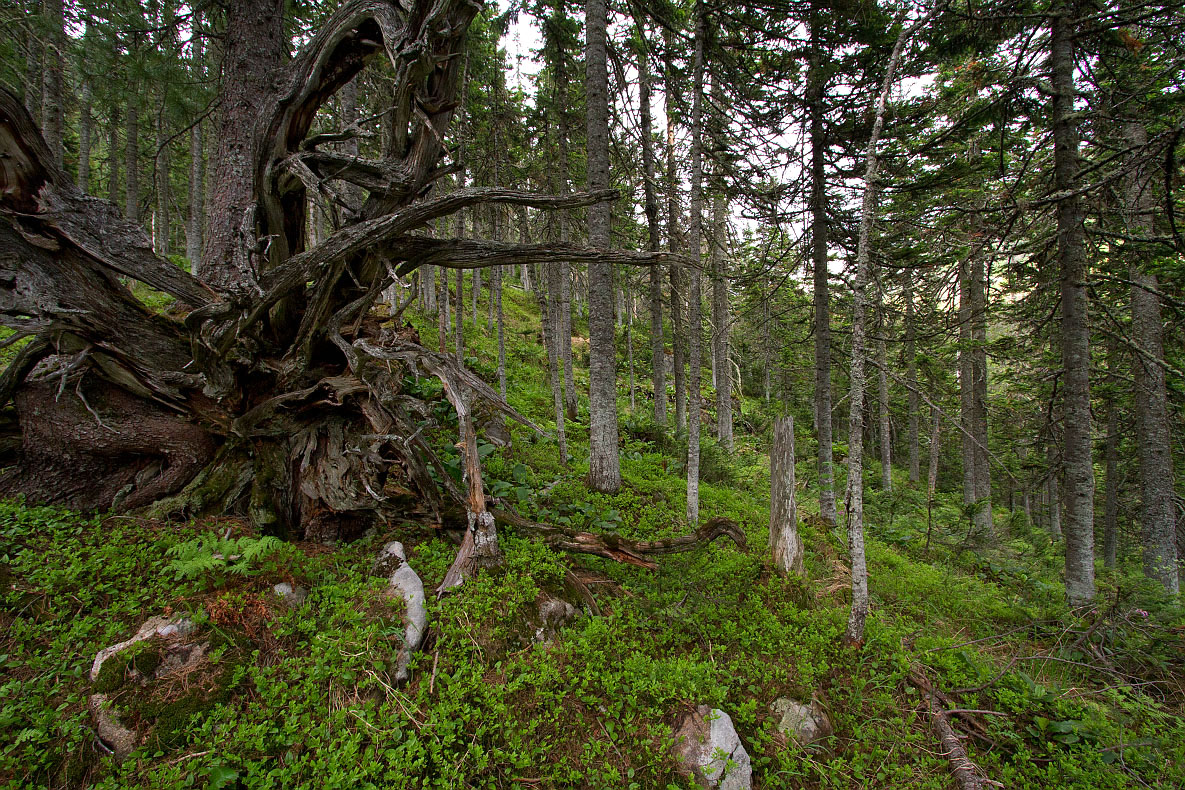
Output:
970,226,992,535
636,36,666,428
904,270,920,484
927,404,941,498
1047,442,1063,540
711,174,732,452
437,269,449,354
762,277,772,404
77,74,92,193
201,0,285,289
545,264,569,464
665,39,687,434
958,256,977,516
843,11,915,647
808,17,837,526
585,0,621,492
1125,122,1178,592
41,0,64,168
1102,338,1121,568
125,94,140,224
876,314,892,492
187,111,205,271
770,416,804,575
24,15,41,125
455,267,464,360
685,1,706,525
107,105,120,206
154,107,171,256
1050,0,1095,605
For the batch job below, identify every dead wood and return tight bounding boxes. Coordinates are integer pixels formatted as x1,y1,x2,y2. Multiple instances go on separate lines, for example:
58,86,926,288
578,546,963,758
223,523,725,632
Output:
908,666,991,790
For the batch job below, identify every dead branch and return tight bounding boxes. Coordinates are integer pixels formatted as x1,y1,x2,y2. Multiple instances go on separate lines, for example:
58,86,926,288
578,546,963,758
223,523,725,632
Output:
908,666,990,790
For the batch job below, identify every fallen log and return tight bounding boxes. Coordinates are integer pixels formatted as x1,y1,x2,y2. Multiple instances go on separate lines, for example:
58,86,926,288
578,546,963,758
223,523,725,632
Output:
909,665,990,790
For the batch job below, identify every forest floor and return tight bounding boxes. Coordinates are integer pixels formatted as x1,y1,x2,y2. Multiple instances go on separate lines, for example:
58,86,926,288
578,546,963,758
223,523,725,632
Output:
2,279,1184,789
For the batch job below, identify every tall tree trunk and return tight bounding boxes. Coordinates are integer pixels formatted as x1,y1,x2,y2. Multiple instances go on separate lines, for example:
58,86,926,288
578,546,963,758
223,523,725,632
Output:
665,38,687,434
40,0,64,168
970,220,992,535
1050,0,1095,605
455,266,464,360
187,118,205,272
843,10,916,647
24,15,41,125
77,73,92,193
1102,337,1121,569
904,270,920,484
154,107,170,257
959,255,977,517
685,1,706,524
125,94,140,224
201,0,286,289
711,171,732,452
770,416,804,575
808,18,836,526
438,268,449,353
762,276,772,404
106,104,120,205
1047,442,1063,540
545,263,569,464
637,37,666,427
876,310,891,492
585,0,620,492
1124,122,1178,592
927,404,941,498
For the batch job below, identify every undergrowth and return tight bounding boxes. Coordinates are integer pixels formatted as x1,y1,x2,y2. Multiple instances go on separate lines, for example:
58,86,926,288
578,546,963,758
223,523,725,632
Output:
2,280,1182,788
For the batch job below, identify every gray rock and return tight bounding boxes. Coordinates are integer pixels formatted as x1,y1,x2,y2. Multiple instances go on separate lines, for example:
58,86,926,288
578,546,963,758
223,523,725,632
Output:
89,693,138,759
771,696,833,750
377,541,427,684
88,615,204,760
273,582,309,609
673,706,752,790
533,594,578,643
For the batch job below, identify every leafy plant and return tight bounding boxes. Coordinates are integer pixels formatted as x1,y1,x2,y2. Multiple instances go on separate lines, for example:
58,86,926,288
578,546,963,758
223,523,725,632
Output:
167,532,287,585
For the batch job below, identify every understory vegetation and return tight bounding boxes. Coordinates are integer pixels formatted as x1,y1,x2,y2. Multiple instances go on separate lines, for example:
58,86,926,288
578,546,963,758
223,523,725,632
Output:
3,285,1182,789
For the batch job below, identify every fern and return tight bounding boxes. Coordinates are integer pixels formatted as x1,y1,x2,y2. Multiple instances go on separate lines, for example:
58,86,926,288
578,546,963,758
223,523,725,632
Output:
167,533,285,583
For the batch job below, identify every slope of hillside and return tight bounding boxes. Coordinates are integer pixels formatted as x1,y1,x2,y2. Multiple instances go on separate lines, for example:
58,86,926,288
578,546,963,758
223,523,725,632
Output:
2,280,1182,789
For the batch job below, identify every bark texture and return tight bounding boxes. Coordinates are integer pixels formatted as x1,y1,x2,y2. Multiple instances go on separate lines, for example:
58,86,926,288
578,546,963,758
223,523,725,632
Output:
685,2,706,525
1051,0,1095,605
1124,122,1178,592
769,416,804,576
585,0,620,493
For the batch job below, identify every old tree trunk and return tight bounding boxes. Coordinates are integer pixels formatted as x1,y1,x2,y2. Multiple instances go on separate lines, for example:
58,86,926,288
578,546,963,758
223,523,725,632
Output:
0,0,735,582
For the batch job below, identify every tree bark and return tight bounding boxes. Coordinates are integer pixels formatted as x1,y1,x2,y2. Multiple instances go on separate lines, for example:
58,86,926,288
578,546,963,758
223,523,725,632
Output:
638,35,666,428
585,0,620,493
1124,122,1178,592
107,104,120,206
665,36,687,434
685,1,706,525
1050,0,1095,605
201,0,286,290
808,18,837,526
711,170,732,452
125,92,140,224
770,416,804,575
40,0,64,168
904,269,920,484
77,73,92,194
876,311,892,492
843,10,919,646
1102,337,1120,569
154,107,171,257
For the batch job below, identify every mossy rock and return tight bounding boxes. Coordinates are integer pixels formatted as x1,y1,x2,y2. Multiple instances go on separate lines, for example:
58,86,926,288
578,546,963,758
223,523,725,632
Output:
92,638,166,694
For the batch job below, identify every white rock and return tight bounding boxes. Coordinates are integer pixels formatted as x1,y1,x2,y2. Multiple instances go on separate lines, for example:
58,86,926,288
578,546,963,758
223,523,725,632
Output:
377,541,427,684
772,696,833,749
89,616,194,682
273,582,309,609
673,706,752,790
